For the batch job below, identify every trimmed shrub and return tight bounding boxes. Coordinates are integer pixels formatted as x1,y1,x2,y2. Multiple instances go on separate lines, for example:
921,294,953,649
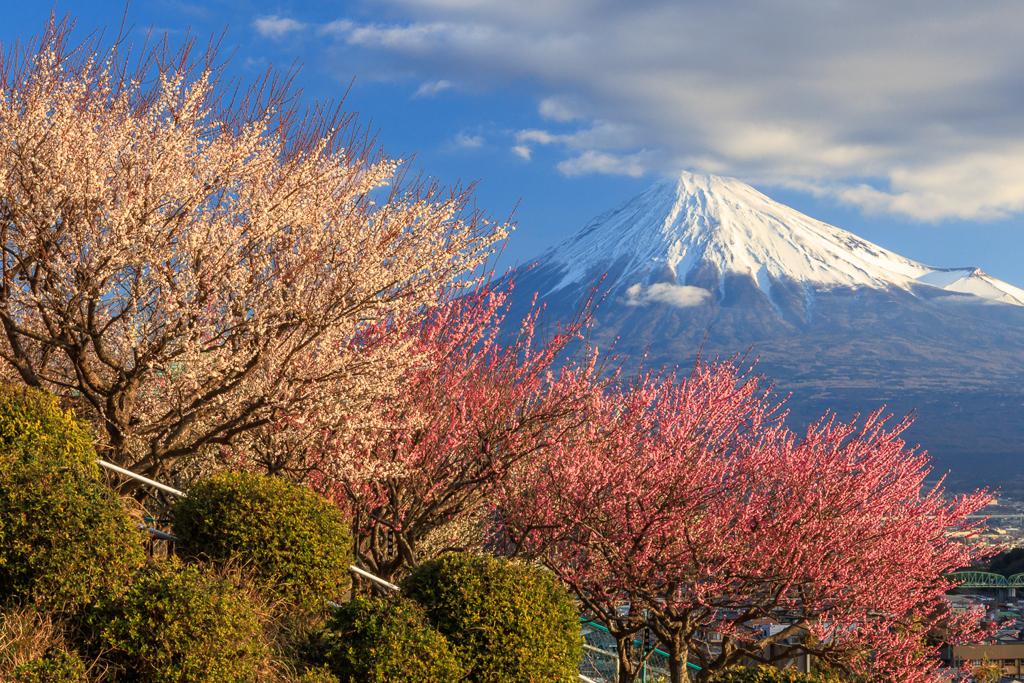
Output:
11,650,86,683
0,384,145,608
171,471,352,610
88,561,269,683
320,596,465,683
401,553,582,683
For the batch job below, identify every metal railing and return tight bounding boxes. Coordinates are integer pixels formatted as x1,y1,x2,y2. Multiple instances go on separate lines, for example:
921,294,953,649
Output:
348,563,400,592
579,616,699,682
95,459,626,682
96,459,186,497
96,459,395,591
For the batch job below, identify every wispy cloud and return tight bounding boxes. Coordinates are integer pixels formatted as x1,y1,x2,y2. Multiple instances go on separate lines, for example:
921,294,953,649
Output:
511,123,645,175
539,96,582,122
253,15,307,38
790,144,1024,221
454,132,484,147
414,80,454,98
318,19,353,38
155,0,208,18
557,151,648,178
514,123,638,150
624,283,711,308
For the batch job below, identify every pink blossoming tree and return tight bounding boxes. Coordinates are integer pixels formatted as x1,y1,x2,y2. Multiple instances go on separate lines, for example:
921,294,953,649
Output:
499,357,990,683
312,278,610,585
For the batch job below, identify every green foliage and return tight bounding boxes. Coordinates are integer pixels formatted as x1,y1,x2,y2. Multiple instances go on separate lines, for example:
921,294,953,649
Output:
11,650,86,683
171,471,352,610
984,547,1024,577
400,553,582,683
88,561,268,683
713,666,841,682
295,666,341,683
0,384,146,608
971,656,1003,683
319,596,465,683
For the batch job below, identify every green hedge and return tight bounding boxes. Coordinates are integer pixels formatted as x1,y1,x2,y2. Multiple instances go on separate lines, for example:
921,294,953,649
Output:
171,471,352,610
87,561,268,683
320,595,465,683
401,553,582,683
0,384,145,608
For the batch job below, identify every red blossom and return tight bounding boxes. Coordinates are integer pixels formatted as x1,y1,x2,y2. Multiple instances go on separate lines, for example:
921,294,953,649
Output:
498,356,990,683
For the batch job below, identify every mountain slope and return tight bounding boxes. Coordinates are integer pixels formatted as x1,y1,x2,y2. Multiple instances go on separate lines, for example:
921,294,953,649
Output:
509,172,1024,488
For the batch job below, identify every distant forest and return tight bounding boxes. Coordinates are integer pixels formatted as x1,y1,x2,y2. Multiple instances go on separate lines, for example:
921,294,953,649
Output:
975,548,1024,576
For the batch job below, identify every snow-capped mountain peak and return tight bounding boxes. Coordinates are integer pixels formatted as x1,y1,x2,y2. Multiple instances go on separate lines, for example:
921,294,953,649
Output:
540,171,1024,307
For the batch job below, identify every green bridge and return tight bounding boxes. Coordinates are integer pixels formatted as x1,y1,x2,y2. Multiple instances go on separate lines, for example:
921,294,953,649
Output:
947,571,1024,589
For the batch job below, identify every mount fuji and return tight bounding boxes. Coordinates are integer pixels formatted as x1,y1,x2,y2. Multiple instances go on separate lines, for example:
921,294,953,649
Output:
537,173,1024,309
509,172,1024,487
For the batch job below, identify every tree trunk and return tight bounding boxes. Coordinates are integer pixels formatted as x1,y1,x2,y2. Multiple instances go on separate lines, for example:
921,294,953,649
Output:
668,640,692,683
614,632,642,683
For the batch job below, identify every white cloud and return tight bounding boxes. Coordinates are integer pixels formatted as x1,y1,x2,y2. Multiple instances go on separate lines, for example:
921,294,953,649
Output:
253,15,307,38
511,145,532,160
318,20,354,37
624,283,711,308
342,21,503,52
311,1,1024,222
558,151,649,178
454,132,484,147
539,96,581,122
514,124,638,149
515,129,563,146
511,123,642,169
242,57,266,71
772,142,1024,221
156,0,209,17
414,80,454,98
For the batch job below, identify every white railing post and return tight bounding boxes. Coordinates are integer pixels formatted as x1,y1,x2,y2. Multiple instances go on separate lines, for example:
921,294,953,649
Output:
348,564,400,592
96,460,186,497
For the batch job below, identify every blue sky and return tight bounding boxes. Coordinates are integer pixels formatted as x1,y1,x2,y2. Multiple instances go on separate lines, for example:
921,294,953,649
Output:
5,1,1024,287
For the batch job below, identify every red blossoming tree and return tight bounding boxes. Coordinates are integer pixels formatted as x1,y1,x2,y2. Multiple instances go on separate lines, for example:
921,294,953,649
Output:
310,277,610,585
499,357,990,683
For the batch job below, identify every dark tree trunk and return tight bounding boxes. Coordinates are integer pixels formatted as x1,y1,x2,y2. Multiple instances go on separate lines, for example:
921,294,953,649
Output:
614,632,642,683
669,640,693,683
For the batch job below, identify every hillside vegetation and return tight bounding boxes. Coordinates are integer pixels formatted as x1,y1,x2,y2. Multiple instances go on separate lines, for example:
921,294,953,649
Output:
0,385,583,682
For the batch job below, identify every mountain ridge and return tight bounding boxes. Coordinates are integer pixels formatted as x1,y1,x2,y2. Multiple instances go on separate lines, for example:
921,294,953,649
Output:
537,172,1024,308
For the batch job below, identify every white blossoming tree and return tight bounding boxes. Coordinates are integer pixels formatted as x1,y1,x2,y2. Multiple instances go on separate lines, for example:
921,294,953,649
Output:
0,17,503,481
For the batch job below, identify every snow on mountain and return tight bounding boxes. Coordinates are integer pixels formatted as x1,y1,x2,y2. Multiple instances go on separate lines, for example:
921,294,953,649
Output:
914,268,1024,305
539,172,1024,307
